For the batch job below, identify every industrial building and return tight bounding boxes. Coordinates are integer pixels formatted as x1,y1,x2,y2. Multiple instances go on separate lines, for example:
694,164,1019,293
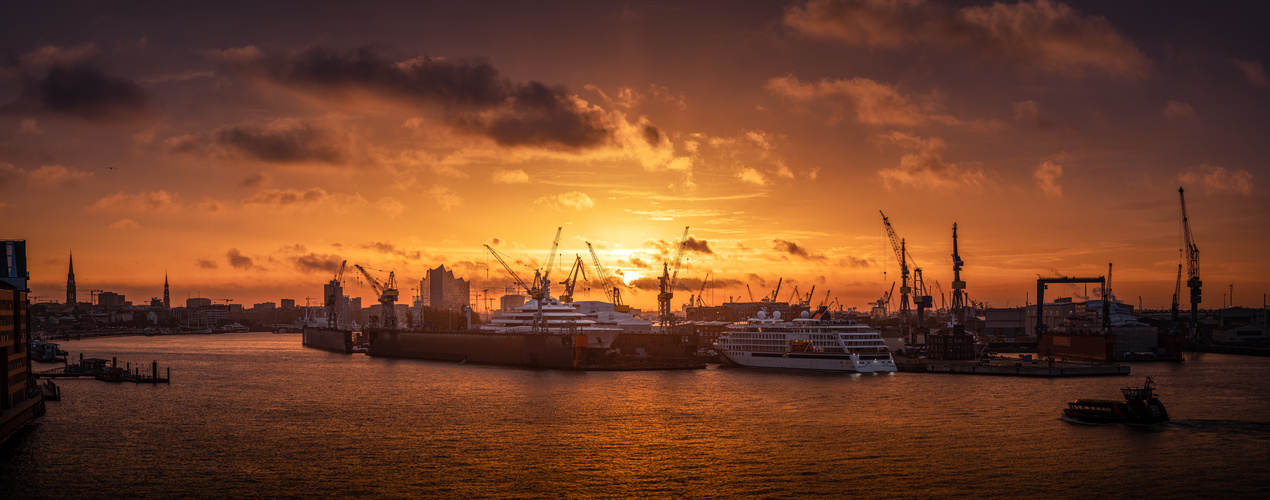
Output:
2,240,42,444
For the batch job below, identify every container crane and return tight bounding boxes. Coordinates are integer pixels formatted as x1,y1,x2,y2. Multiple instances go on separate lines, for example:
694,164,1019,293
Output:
558,254,587,303
585,242,630,313
658,226,689,331
326,259,346,328
1179,187,1201,341
354,264,399,330
881,211,915,346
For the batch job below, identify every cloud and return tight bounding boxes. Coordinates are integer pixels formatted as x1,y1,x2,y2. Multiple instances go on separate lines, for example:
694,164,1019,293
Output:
19,119,44,134
874,131,987,191
292,253,345,273
429,186,463,211
107,219,139,229
214,46,612,149
26,165,94,187
784,0,1150,79
226,248,258,270
774,239,825,260
1180,163,1253,196
1162,100,1195,119
1,44,150,122
1012,100,1052,128
492,168,529,184
736,167,768,186
536,191,594,211
1034,160,1063,197
214,119,348,164
682,237,713,255
238,172,269,188
765,75,962,126
90,190,183,212
244,188,331,206
359,242,422,260
1232,59,1268,87
196,259,219,269
838,256,873,268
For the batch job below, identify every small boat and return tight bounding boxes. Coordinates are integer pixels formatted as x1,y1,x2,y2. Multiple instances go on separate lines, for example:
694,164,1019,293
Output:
1064,377,1169,424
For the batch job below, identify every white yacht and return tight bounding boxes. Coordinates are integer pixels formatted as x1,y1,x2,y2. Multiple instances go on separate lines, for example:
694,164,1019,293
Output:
715,310,896,372
482,296,623,347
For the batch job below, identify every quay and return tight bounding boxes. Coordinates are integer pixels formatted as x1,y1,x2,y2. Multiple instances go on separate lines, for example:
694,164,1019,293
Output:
35,355,171,384
895,356,1130,377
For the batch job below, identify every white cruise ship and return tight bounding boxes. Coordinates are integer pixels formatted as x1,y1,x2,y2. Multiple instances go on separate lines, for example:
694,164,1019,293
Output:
715,310,896,372
481,296,623,346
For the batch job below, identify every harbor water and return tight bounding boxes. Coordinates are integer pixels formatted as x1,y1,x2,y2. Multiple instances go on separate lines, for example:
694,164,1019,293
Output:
3,332,1269,498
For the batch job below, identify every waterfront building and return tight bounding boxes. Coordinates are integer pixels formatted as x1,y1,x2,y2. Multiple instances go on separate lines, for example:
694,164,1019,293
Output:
98,291,125,308
420,265,470,312
280,299,295,309
1,240,40,445
186,297,211,308
498,285,527,313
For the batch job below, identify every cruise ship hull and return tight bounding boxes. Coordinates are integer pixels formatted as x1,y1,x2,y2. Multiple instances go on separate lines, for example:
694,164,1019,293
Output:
717,350,896,372
367,329,705,370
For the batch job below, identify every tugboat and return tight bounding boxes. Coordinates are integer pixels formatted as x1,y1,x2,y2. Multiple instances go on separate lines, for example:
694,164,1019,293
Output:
1063,377,1169,424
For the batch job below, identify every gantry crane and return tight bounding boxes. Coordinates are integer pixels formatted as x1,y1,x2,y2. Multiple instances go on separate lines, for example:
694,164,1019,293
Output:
658,226,690,331
354,264,398,330
881,211,916,345
585,241,630,313
325,260,346,328
1179,187,1201,341
558,255,587,303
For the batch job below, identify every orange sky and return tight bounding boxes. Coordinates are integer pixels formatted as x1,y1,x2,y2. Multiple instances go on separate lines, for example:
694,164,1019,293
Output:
3,1,1268,312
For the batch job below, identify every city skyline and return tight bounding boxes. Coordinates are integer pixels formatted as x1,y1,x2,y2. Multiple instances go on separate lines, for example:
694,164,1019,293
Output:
3,1,1268,311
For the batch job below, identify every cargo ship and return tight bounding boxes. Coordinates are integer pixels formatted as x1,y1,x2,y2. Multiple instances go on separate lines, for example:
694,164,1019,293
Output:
366,296,704,370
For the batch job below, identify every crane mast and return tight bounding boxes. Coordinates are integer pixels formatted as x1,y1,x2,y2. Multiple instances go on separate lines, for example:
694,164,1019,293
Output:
585,242,630,313
658,226,690,332
1179,187,1201,341
325,259,346,328
881,211,914,346
1171,264,1182,334
354,264,398,330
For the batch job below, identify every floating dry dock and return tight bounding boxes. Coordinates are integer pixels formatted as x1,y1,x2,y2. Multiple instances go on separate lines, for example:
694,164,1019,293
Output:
35,355,171,384
896,357,1130,377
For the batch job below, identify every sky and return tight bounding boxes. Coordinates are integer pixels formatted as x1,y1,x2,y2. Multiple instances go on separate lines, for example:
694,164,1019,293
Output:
2,0,1268,313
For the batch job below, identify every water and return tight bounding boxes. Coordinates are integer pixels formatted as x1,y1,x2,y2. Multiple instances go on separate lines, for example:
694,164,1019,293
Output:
3,333,1269,498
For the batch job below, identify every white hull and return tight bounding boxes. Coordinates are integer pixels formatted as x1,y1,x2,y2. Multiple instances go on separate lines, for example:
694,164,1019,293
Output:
717,350,896,372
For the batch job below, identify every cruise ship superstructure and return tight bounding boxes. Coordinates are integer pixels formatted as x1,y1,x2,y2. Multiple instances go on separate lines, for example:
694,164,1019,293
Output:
715,310,896,372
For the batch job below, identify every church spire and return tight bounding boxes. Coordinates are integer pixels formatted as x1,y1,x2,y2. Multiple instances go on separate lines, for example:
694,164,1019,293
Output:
67,252,76,306
164,271,170,309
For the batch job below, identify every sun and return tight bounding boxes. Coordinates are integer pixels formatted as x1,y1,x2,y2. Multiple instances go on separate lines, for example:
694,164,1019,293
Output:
621,270,643,286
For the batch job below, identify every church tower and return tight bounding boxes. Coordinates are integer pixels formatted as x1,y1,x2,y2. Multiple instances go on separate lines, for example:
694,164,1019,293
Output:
66,252,76,306
164,271,170,309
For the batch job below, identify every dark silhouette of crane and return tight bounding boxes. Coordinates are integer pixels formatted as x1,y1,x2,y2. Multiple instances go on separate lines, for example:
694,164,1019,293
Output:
558,255,587,303
1179,187,1202,341
586,242,630,313
658,226,690,331
354,265,398,330
325,260,346,328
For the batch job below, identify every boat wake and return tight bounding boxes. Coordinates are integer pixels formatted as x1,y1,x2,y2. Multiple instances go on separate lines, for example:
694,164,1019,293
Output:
1164,419,1270,434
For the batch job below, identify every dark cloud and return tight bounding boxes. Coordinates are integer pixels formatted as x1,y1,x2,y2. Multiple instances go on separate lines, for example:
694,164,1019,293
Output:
627,257,650,269
682,236,713,255
359,241,422,260
216,46,612,149
227,248,256,269
292,253,343,273
2,47,149,122
628,277,662,292
839,256,873,268
642,124,663,146
215,121,345,164
196,258,219,269
238,173,268,188
773,239,824,260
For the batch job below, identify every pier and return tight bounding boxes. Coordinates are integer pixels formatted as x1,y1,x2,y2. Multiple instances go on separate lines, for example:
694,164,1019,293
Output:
35,355,171,384
895,356,1130,377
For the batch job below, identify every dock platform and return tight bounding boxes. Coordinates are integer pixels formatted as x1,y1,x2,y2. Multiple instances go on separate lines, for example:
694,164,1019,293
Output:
896,357,1130,377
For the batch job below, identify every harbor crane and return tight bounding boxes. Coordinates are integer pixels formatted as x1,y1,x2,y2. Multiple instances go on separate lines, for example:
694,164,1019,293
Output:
585,242,630,313
1179,187,1201,341
542,227,563,282
326,259,346,328
1170,264,1183,335
766,277,783,303
695,272,712,307
354,264,399,330
658,226,690,331
881,211,916,346
558,254,587,303
485,245,538,299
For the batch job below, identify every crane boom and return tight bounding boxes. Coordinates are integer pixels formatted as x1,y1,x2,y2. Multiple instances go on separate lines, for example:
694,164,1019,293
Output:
543,226,562,281
485,245,534,297
586,242,630,312
881,210,914,346
658,226,691,331
558,255,587,303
